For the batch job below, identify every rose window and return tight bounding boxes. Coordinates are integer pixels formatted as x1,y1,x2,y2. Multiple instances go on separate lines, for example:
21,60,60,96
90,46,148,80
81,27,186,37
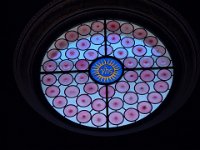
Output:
40,20,173,128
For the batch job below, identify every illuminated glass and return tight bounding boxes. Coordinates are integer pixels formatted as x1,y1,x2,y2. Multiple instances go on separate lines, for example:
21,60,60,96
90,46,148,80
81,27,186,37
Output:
40,20,173,128
89,57,123,84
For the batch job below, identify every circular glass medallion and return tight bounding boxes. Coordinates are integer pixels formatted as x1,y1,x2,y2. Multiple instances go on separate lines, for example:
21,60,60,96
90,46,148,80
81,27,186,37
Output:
89,57,123,84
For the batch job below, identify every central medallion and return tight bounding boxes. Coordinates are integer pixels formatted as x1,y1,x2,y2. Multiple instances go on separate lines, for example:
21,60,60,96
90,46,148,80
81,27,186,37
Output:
89,57,123,84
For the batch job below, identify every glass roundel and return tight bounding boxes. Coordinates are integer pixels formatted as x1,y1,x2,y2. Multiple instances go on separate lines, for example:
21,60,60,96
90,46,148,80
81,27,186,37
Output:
89,57,123,84
40,20,174,128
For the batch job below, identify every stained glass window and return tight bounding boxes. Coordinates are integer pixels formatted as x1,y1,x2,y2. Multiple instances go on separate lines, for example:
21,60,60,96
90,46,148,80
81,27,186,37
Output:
40,20,173,128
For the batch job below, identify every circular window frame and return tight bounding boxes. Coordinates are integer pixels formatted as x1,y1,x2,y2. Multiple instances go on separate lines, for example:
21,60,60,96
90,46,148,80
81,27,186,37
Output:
14,0,200,136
